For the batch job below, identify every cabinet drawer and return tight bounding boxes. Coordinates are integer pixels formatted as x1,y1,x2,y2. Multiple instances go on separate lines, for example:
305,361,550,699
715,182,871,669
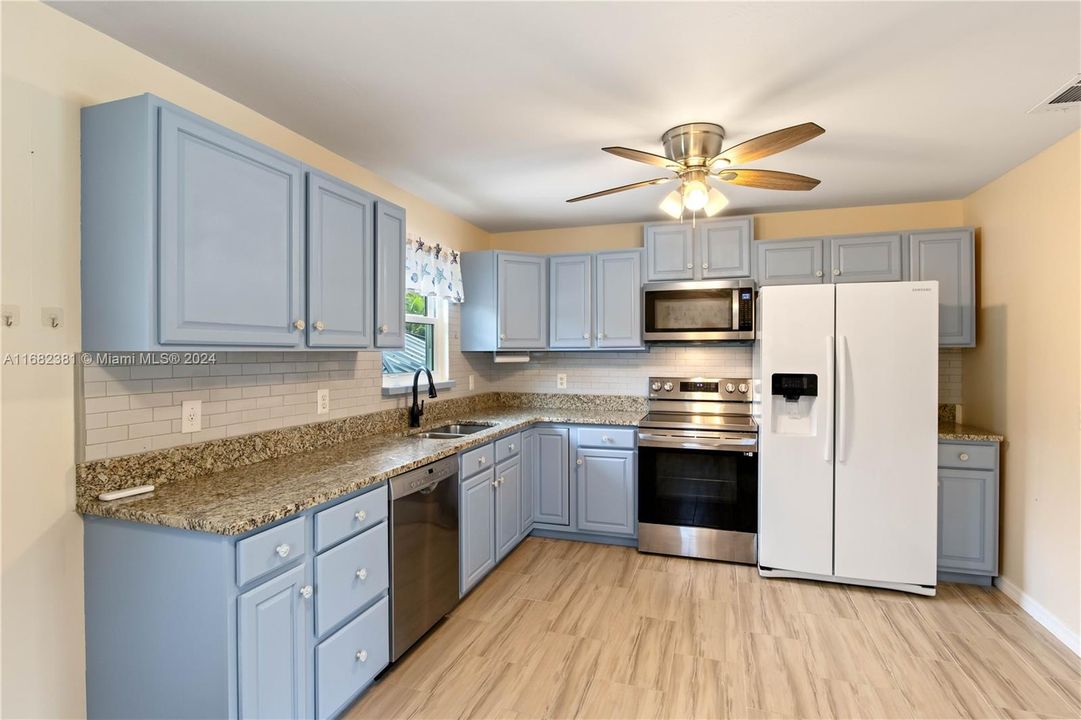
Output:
315,522,389,637
495,433,522,462
938,442,997,470
316,595,389,720
315,485,388,552
577,427,636,450
236,517,306,587
460,442,495,479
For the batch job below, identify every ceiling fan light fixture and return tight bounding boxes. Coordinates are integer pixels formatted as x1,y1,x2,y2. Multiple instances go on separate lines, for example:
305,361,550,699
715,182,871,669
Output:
659,190,684,218
704,187,729,217
681,179,710,211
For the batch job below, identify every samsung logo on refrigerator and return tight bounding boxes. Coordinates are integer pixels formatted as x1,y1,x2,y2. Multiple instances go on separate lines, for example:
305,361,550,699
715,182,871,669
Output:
911,287,932,292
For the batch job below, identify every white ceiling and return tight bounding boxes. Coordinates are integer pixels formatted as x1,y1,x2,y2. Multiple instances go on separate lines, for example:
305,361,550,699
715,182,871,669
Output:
52,1,1080,232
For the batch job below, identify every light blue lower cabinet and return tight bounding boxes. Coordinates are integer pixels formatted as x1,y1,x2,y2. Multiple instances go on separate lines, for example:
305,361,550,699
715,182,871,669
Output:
519,429,537,542
937,440,1000,584
495,457,522,561
459,465,497,596
534,427,571,526
575,448,636,537
84,482,390,720
239,565,310,720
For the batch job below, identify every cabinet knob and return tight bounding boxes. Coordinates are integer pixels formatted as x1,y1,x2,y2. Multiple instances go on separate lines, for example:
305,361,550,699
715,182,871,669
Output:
583,333,590,339
498,476,504,486
702,263,709,269
356,568,368,581
832,268,841,276
686,263,693,269
313,320,325,332
293,319,306,330
478,456,487,465
959,452,970,462
378,324,389,334
576,458,584,466
598,333,606,339
815,270,824,278
499,334,506,340
509,443,515,451
300,585,313,599
354,509,367,522
275,543,290,558
602,435,611,443
356,650,368,663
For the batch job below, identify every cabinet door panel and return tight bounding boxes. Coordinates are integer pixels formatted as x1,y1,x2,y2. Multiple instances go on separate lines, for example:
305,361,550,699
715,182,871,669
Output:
520,429,536,538
596,251,642,349
699,219,752,278
754,239,825,286
938,467,998,575
460,468,496,595
830,234,902,283
495,458,522,560
549,255,593,348
576,449,635,536
644,225,695,281
374,201,406,348
307,173,373,348
497,254,547,349
238,565,308,719
159,107,303,346
534,427,570,526
910,230,975,347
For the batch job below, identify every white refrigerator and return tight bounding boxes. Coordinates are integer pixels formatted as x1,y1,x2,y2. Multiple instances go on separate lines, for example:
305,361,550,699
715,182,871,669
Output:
756,281,939,595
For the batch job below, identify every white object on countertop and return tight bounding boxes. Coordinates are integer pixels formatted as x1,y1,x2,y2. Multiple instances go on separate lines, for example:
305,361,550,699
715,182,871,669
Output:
98,484,155,501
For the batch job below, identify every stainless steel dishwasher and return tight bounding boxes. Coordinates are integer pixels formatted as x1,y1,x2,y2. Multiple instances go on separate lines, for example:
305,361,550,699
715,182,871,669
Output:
388,456,460,661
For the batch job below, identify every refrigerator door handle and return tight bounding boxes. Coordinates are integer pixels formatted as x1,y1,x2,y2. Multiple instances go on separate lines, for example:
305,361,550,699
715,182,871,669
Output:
837,335,849,463
825,336,835,462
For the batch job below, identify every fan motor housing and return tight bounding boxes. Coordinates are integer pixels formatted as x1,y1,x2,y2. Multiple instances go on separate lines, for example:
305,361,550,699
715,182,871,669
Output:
661,122,725,165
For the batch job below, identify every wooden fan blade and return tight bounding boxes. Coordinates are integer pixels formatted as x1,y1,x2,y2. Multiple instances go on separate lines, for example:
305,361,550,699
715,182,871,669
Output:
711,122,824,166
603,146,685,171
566,176,676,203
715,169,820,191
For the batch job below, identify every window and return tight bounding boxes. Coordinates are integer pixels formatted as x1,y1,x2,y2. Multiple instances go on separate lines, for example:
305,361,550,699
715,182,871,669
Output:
382,291,448,383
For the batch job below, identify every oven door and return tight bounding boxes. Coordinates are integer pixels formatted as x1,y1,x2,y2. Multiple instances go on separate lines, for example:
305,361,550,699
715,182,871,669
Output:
637,439,757,536
642,281,754,342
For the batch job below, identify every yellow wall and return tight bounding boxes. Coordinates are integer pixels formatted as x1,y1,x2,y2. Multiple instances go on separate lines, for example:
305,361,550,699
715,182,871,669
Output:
0,3,489,717
961,130,1081,642
490,200,964,251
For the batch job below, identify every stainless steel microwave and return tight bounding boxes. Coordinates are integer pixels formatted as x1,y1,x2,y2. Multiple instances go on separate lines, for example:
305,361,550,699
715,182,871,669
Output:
642,279,756,342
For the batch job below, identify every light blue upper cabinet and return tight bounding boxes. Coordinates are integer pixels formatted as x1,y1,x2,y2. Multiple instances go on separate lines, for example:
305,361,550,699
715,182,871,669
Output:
754,238,827,286
909,229,975,347
306,172,373,348
498,253,548,349
459,467,496,596
595,250,643,349
549,254,593,348
644,223,695,281
828,233,902,283
698,217,753,279
534,427,571,526
238,564,309,720
373,201,407,349
575,448,636,537
158,106,304,347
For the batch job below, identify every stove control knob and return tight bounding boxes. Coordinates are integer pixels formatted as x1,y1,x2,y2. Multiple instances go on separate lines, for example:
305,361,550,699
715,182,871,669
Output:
650,381,662,392
738,383,749,394
725,383,736,393
662,382,674,392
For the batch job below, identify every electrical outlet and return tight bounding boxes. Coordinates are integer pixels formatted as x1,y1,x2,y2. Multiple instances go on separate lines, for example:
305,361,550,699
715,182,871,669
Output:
317,388,329,415
556,373,567,389
181,400,202,433
468,374,475,391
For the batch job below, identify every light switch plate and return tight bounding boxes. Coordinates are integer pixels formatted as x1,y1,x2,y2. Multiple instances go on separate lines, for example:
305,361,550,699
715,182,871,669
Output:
317,388,329,414
181,400,202,433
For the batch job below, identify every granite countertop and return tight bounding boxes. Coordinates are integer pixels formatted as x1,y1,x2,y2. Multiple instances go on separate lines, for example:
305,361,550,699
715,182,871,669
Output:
77,406,644,536
938,422,1004,442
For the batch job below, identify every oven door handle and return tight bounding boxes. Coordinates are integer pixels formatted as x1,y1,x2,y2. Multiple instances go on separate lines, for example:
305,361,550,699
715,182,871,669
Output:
638,432,758,452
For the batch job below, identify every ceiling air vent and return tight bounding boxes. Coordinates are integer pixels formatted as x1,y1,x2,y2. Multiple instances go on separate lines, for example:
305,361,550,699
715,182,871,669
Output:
1029,74,1081,113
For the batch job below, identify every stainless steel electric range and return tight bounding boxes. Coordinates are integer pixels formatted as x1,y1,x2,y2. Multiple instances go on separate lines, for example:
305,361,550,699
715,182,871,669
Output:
637,376,758,564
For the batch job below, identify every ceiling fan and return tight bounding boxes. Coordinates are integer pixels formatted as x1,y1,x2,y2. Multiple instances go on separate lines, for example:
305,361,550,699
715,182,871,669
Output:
566,122,825,219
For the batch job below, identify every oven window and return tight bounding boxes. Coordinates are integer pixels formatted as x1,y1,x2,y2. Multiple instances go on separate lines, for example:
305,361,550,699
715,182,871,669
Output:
644,290,734,333
638,446,757,533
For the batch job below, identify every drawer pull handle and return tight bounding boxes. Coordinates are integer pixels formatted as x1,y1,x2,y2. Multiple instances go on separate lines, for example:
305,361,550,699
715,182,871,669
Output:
356,650,368,662
300,585,313,599
508,443,515,452
602,435,611,443
354,509,367,522
959,452,970,462
478,456,487,464
356,568,368,581
275,544,291,558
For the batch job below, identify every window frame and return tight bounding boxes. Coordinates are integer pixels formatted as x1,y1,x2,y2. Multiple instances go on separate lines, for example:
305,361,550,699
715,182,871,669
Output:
381,293,449,386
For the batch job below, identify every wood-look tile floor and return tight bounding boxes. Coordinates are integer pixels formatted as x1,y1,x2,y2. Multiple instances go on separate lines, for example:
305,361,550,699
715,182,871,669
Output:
345,538,1080,719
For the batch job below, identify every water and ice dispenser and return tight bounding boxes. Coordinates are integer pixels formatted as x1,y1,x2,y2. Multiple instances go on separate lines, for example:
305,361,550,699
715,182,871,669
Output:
770,373,818,434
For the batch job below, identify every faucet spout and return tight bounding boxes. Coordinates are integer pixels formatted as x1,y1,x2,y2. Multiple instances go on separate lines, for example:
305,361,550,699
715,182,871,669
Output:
410,368,437,427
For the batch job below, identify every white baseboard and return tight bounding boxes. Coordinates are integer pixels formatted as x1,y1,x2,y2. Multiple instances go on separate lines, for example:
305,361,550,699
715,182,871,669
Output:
994,576,1080,657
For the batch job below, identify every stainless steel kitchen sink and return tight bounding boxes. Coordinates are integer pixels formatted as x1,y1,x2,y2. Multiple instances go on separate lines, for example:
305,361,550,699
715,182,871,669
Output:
414,423,495,439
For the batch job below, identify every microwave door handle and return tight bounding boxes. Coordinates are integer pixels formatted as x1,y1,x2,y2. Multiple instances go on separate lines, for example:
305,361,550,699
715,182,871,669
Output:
825,336,834,463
